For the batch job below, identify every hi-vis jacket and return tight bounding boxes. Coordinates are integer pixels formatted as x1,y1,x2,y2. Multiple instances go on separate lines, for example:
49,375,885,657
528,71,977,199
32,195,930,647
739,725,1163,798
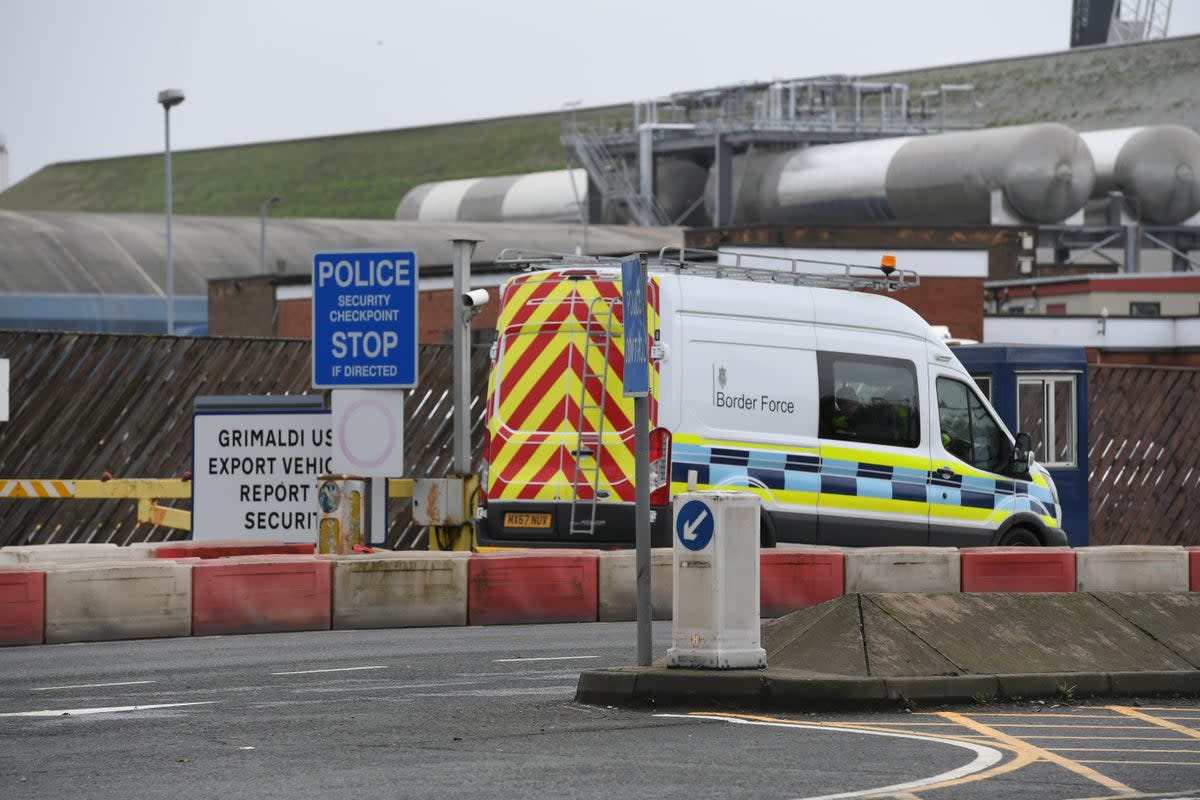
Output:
478,255,1066,549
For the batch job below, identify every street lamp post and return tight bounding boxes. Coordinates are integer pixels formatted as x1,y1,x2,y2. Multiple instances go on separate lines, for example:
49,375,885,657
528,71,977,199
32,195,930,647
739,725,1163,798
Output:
259,195,281,273
157,88,185,335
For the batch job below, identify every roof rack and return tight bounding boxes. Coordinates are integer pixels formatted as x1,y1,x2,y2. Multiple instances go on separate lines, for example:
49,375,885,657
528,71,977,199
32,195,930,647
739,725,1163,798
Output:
492,246,920,292
493,248,624,270
652,247,920,292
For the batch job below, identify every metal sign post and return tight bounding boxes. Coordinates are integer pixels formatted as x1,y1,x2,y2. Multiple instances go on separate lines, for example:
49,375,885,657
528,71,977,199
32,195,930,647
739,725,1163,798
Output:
621,254,652,667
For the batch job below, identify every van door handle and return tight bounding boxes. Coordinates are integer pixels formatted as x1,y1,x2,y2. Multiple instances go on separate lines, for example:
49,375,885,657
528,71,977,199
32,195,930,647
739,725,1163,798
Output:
935,466,956,481
571,448,595,458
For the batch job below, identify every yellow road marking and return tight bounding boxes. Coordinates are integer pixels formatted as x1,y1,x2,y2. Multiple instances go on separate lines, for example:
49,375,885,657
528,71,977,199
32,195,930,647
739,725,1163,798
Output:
943,724,1162,729
937,711,1138,796
1019,736,1184,741
1109,706,1200,740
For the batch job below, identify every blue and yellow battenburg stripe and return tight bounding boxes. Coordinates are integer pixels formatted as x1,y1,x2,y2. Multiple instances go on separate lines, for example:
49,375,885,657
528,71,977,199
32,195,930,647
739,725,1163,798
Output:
670,434,1060,529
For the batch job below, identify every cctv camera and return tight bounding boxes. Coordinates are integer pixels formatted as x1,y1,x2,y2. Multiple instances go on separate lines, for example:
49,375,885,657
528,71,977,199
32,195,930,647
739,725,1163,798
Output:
462,289,490,308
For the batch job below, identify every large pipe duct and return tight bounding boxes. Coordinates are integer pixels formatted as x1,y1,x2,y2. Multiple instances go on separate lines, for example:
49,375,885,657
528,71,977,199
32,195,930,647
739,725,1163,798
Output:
396,169,589,223
1080,125,1200,224
705,123,1096,226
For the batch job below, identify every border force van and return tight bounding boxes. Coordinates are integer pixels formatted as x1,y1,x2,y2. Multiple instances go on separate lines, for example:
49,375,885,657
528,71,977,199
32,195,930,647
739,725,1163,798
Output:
476,250,1067,550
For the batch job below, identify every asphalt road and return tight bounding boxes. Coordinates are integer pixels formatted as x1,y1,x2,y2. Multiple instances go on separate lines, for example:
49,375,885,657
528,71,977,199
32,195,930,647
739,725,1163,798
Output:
2,623,1199,799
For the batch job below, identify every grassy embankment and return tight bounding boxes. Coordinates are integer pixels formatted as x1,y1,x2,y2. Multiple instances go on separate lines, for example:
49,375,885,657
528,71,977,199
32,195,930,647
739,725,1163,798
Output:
0,107,623,220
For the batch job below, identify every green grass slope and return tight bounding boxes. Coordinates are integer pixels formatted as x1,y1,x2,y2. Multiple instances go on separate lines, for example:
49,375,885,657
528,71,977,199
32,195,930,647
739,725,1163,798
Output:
0,107,621,220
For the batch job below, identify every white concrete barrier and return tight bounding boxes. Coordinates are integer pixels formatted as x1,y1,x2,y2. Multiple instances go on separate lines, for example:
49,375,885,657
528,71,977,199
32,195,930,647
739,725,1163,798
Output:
326,551,470,629
597,548,673,621
1075,545,1189,592
44,561,192,643
844,547,960,593
0,543,149,563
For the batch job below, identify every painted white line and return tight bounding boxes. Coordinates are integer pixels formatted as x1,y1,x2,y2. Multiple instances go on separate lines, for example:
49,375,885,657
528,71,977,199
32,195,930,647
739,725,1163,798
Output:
493,656,598,663
0,702,215,718
33,680,156,692
658,714,1004,800
270,666,389,676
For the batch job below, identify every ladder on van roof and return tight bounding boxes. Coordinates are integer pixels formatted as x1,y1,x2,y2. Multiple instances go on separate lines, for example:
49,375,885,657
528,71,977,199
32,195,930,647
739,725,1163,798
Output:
494,247,920,292
568,295,615,536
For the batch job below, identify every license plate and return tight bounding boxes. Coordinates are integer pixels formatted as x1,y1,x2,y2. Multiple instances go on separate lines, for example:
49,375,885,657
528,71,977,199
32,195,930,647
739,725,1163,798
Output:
504,512,552,529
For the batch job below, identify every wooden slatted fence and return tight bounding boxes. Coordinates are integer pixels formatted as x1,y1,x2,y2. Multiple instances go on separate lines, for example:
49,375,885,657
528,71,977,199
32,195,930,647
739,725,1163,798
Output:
0,332,488,549
1088,363,1200,546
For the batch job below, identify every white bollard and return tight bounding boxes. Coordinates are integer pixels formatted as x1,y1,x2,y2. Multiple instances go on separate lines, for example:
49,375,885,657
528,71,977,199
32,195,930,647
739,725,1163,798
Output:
667,491,766,669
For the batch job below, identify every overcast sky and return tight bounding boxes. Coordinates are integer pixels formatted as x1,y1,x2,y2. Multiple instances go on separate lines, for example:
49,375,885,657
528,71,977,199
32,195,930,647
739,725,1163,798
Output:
2,0,1199,187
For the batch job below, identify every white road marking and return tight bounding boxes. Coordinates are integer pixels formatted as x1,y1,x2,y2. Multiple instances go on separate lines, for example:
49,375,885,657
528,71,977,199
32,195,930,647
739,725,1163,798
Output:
493,656,598,663
270,666,389,676
33,680,156,691
0,702,215,718
659,713,1004,800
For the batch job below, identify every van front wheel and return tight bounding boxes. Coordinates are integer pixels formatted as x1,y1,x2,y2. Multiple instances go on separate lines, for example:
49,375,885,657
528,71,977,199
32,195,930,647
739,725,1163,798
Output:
998,527,1040,547
760,511,777,549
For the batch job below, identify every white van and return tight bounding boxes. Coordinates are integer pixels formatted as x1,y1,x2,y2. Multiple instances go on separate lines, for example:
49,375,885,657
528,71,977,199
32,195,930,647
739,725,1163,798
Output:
476,250,1066,549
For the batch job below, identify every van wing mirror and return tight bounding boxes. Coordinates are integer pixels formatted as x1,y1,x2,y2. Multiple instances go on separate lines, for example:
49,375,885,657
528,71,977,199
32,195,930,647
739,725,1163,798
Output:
1011,432,1032,477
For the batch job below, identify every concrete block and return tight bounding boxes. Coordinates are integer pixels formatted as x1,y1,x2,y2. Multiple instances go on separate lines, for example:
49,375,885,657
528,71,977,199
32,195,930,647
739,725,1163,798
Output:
328,551,469,629
468,550,599,625
1108,670,1200,696
0,543,143,564
192,557,331,635
885,675,999,703
961,547,1076,592
0,567,45,645
1076,546,1188,592
154,539,315,559
597,549,672,622
44,561,192,643
1188,547,1200,591
844,547,960,594
760,547,844,616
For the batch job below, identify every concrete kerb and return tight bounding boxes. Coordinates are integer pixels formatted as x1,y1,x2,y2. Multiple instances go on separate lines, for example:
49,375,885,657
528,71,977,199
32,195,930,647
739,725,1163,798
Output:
575,667,1200,711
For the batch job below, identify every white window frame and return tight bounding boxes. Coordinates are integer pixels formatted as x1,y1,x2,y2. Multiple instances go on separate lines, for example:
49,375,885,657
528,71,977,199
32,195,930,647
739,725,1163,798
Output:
1016,373,1078,468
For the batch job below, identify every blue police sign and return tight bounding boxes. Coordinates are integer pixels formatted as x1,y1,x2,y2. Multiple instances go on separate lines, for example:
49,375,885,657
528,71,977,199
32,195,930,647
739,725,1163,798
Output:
312,251,418,388
675,499,715,551
621,256,649,398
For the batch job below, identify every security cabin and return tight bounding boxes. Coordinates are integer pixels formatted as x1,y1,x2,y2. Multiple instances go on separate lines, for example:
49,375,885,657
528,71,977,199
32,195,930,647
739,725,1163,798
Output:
478,249,1065,550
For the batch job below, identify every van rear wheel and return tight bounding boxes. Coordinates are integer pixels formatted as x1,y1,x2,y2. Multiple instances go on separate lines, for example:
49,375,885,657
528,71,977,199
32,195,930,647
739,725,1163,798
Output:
998,527,1040,547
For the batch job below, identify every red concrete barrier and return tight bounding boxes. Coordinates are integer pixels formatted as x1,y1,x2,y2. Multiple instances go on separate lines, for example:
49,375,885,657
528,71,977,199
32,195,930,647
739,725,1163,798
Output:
760,549,845,617
192,557,331,635
1189,548,1200,591
0,568,45,646
468,550,599,625
154,540,315,559
960,547,1076,593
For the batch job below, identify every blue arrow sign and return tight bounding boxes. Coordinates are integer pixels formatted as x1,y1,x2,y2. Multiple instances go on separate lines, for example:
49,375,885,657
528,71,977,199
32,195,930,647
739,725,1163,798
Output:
675,499,715,551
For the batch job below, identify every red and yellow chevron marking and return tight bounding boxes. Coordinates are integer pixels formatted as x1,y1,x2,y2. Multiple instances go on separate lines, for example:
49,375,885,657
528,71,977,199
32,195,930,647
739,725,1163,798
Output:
0,480,76,498
485,269,661,503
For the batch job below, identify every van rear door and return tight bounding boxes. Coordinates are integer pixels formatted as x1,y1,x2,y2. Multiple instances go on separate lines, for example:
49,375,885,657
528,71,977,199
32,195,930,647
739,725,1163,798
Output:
484,270,650,541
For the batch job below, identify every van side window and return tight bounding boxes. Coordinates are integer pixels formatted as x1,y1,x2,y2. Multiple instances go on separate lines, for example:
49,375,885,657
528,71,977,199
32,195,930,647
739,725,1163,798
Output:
817,352,920,447
936,377,1006,473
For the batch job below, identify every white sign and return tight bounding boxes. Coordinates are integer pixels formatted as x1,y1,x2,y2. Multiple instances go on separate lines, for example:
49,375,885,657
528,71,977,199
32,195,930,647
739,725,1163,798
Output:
331,389,405,476
192,411,333,542
0,359,8,422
